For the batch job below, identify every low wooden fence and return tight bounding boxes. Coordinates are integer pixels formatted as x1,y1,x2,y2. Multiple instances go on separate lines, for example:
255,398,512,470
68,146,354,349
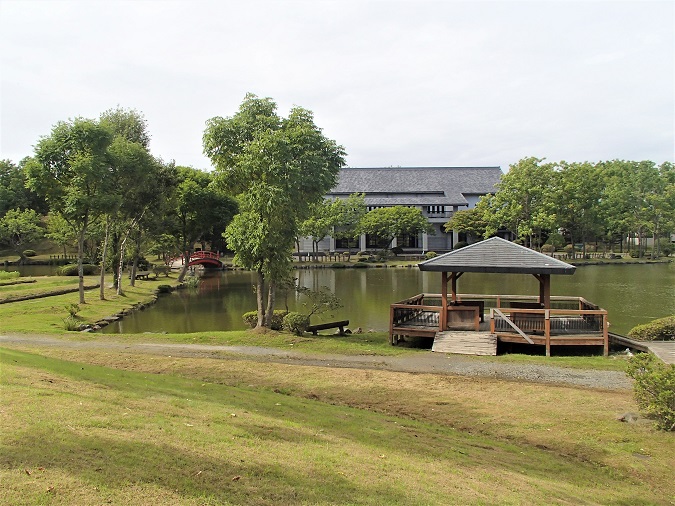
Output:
390,293,609,355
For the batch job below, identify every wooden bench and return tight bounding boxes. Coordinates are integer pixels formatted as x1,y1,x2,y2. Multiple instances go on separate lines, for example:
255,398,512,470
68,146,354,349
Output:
451,300,485,322
131,271,152,280
306,320,350,336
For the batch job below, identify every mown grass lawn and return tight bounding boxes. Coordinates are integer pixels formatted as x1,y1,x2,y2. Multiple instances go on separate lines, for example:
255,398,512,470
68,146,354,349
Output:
1,347,673,505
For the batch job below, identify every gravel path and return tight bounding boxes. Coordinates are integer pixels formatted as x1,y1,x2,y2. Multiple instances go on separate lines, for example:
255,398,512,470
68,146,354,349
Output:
0,334,632,390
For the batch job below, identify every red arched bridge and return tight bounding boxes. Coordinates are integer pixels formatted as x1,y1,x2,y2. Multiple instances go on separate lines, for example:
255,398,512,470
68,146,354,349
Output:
172,251,223,268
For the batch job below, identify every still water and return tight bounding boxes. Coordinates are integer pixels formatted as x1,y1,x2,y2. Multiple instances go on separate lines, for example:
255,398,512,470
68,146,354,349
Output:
98,263,675,335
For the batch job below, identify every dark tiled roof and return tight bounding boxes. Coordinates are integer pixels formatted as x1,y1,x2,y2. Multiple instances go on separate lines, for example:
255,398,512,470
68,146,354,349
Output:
329,167,502,206
418,237,576,275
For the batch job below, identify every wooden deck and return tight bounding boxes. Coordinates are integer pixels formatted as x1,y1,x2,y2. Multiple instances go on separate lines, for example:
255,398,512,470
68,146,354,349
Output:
390,293,610,356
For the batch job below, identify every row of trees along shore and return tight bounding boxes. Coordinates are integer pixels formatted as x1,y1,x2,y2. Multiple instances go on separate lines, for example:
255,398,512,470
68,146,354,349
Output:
446,157,674,258
0,95,673,327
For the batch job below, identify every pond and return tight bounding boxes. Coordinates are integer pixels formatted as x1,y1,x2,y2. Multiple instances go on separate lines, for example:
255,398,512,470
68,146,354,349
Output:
98,262,675,336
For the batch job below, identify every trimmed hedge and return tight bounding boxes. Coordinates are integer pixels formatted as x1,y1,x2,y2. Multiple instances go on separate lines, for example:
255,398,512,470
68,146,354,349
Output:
57,264,99,276
23,249,37,257
242,309,287,330
628,316,675,342
425,251,437,260
282,311,309,336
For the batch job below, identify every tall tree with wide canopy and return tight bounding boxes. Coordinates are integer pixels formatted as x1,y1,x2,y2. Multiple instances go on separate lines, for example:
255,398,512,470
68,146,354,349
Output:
203,93,345,328
554,161,603,256
358,206,433,249
25,118,115,303
488,157,557,248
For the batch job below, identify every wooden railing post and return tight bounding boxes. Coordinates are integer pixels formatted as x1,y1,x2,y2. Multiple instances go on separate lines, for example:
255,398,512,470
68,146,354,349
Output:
603,313,609,356
545,309,551,357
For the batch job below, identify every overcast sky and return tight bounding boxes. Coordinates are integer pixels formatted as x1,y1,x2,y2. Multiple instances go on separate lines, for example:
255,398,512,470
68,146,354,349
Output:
1,0,673,173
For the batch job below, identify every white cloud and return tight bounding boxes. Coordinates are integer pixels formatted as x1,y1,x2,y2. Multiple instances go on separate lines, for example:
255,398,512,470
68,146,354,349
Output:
1,0,672,171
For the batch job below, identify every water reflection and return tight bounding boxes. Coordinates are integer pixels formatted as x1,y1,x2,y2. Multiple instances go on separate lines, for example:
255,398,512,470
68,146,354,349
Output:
99,263,675,335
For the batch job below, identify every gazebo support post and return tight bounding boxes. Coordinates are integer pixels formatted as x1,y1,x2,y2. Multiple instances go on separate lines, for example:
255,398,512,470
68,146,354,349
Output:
440,272,448,331
533,274,551,309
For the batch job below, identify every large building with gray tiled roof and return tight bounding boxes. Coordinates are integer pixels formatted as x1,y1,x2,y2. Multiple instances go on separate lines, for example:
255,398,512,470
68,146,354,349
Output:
300,166,503,253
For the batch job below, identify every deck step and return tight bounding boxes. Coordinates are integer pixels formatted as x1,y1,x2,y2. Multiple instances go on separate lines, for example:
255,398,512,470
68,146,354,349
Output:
432,331,497,356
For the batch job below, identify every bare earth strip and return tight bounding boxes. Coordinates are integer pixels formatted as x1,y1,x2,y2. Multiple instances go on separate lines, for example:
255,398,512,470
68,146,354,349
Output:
0,334,632,390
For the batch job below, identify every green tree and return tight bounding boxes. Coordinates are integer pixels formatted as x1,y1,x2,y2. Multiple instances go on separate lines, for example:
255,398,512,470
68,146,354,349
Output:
488,157,557,248
204,93,345,328
554,161,603,256
172,167,237,283
444,196,492,240
331,193,366,251
45,212,76,257
358,206,433,249
25,118,115,303
0,208,44,264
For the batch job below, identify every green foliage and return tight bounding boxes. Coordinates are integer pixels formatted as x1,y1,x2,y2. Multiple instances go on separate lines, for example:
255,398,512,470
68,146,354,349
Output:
540,244,555,253
628,316,675,342
242,310,258,328
205,93,345,327
352,262,369,268
65,303,80,317
0,208,44,259
657,238,672,257
626,353,675,431
444,206,489,239
358,206,433,249
57,264,99,276
282,311,310,336
0,271,20,280
22,249,36,257
453,241,468,250
296,285,343,318
62,315,81,331
390,246,403,256
425,251,438,259
269,310,288,330
545,232,566,249
157,284,173,294
182,275,200,289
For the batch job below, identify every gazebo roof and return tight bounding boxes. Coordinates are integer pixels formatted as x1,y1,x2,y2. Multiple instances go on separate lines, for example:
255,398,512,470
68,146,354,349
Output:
418,237,576,275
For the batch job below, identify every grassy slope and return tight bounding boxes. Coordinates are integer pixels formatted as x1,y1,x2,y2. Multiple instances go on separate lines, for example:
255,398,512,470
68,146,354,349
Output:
1,347,673,505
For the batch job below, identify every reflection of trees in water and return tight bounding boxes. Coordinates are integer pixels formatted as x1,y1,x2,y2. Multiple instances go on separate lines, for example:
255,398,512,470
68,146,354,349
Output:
102,265,675,335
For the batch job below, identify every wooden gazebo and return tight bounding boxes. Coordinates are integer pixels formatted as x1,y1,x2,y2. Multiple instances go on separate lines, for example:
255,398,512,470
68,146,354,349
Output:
389,237,609,356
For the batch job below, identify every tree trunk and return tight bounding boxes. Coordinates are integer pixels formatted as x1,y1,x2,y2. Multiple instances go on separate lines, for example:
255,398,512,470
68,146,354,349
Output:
256,269,266,328
264,279,276,326
77,220,87,304
99,217,110,300
177,249,192,283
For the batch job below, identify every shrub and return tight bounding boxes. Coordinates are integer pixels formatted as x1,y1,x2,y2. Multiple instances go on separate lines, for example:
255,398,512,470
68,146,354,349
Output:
63,315,81,331
425,251,438,260
0,271,20,280
628,316,675,342
270,309,288,330
563,244,575,255
331,262,346,268
357,256,370,262
352,262,369,268
157,284,173,294
540,244,555,254
242,309,287,329
57,264,99,276
453,241,468,250
658,238,672,257
242,311,258,328
545,232,565,249
182,275,200,289
65,303,80,317
23,249,36,257
629,250,644,258
282,312,309,336
390,246,403,256
626,353,675,431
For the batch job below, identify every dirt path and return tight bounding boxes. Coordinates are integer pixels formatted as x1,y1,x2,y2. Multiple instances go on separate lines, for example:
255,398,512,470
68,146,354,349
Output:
0,334,632,390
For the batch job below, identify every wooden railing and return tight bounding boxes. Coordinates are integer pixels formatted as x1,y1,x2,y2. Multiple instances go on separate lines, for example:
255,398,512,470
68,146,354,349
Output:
390,293,609,354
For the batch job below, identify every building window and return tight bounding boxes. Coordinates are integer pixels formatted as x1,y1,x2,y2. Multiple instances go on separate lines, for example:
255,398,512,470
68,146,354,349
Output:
396,233,419,248
426,205,445,215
